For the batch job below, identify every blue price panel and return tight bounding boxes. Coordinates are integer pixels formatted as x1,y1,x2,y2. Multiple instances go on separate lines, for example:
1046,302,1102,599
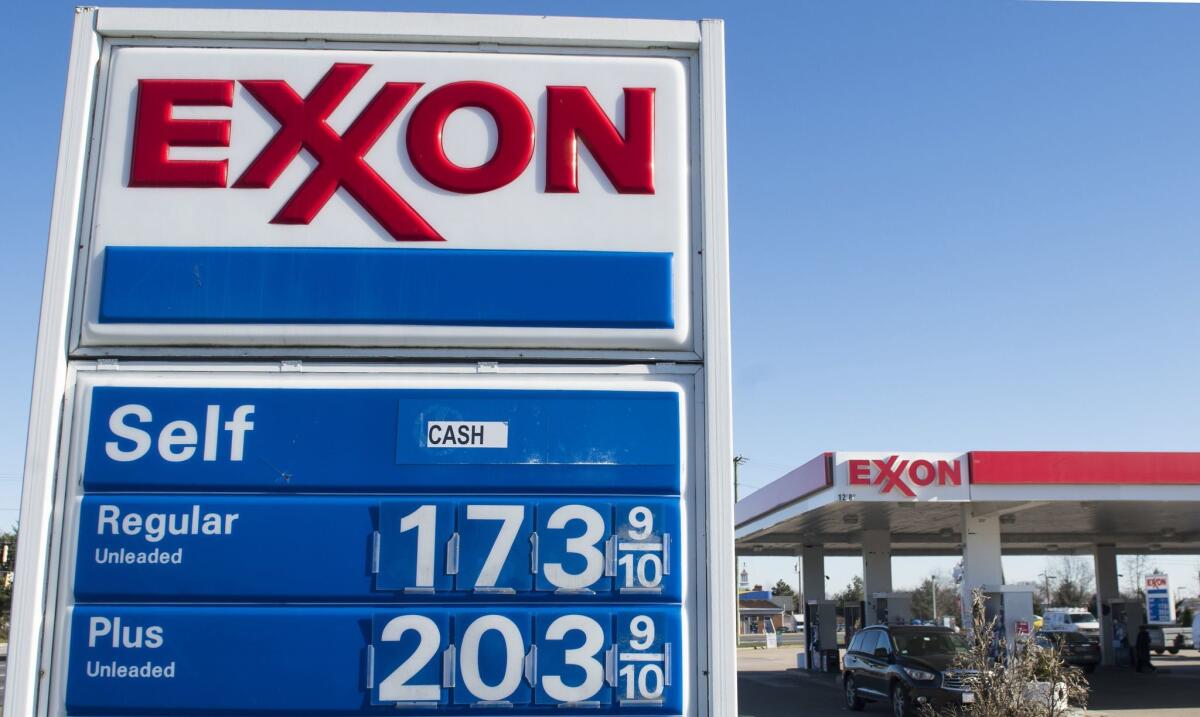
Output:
74,495,680,602
375,498,680,600
369,607,684,713
67,606,682,715
83,387,680,494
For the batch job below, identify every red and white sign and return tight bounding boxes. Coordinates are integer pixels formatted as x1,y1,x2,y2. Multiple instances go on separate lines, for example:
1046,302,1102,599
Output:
833,452,971,502
1146,575,1169,590
78,46,692,350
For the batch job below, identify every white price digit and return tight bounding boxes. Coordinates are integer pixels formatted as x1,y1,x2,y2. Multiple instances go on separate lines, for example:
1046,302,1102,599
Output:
460,615,524,702
467,505,524,588
543,504,605,589
620,615,665,701
627,507,654,540
378,615,441,702
618,553,663,588
542,615,604,702
398,505,436,587
637,664,665,699
629,615,655,650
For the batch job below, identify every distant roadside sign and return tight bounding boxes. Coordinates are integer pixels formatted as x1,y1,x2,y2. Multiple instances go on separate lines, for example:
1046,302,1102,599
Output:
1145,574,1175,625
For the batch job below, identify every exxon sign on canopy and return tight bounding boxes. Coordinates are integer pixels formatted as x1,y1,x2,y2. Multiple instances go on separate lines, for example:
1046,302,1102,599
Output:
833,452,971,502
76,45,696,352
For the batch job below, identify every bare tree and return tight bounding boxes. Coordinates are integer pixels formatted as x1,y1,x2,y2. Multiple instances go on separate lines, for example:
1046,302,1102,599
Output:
1047,556,1094,608
1120,554,1154,598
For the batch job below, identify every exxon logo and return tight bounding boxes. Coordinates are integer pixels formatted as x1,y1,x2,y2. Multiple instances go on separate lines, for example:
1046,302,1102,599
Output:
127,63,656,241
847,455,964,498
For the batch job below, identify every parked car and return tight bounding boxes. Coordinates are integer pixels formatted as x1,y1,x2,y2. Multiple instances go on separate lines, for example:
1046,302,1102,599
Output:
843,625,974,716
1043,608,1100,639
1035,630,1100,673
1151,624,1193,654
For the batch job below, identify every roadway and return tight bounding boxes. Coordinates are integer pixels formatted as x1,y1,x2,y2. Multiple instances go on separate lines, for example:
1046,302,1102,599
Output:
736,645,1200,717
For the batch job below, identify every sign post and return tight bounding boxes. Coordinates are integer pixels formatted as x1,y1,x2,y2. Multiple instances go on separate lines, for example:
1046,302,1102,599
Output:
11,9,732,717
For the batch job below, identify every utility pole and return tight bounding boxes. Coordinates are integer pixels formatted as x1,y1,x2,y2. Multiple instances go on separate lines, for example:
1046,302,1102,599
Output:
931,576,938,622
733,455,748,502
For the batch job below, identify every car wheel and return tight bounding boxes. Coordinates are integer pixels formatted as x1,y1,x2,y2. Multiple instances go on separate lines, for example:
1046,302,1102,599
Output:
844,676,865,711
1155,648,1165,655
1168,647,1180,655
891,682,911,717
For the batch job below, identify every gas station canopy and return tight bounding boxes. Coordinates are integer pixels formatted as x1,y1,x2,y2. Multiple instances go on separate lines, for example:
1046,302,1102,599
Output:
736,452,1200,556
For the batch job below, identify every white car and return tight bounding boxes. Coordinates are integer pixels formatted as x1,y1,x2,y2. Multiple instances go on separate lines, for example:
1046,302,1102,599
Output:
1043,608,1100,638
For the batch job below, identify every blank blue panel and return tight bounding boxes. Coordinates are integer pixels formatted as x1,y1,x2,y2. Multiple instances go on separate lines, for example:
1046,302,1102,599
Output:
99,246,674,329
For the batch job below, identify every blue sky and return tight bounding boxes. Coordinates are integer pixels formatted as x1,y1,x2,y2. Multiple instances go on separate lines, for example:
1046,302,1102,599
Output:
3,0,1200,601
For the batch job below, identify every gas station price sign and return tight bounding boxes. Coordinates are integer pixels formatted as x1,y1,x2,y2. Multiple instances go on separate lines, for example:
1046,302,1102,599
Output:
59,373,693,715
12,9,731,717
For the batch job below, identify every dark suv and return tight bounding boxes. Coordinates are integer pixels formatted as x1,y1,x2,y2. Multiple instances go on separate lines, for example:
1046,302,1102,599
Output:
1035,630,1100,673
843,625,974,717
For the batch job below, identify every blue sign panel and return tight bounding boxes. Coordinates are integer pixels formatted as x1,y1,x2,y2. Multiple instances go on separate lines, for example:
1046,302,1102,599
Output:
67,606,684,715
1147,589,1172,624
68,382,687,716
100,246,674,329
75,495,377,602
75,495,682,602
84,388,679,493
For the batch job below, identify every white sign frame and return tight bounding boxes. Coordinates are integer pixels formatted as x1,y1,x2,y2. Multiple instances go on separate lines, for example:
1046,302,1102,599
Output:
12,8,734,717
60,9,723,361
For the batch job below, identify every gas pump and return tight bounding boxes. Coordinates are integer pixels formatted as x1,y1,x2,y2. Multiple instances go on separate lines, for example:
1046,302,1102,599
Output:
872,592,913,625
841,600,865,645
981,585,1035,653
804,600,839,672
1108,599,1142,668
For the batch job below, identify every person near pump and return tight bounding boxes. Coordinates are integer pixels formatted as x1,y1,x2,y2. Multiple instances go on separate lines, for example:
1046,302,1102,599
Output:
1135,625,1156,673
